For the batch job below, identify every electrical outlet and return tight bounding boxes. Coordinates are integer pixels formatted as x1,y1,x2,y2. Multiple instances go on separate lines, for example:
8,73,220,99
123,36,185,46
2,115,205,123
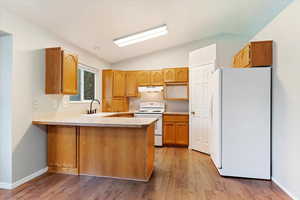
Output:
33,99,39,110
52,100,58,109
63,97,69,108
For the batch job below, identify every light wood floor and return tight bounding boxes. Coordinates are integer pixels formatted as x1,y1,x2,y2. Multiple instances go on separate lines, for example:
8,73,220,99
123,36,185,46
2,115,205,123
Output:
0,147,290,200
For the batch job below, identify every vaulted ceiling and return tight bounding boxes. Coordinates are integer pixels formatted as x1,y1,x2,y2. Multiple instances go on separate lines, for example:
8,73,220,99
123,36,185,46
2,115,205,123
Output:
0,0,291,63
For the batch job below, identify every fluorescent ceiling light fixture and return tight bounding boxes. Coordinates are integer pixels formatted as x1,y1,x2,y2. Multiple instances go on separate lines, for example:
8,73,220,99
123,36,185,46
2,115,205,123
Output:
113,25,168,47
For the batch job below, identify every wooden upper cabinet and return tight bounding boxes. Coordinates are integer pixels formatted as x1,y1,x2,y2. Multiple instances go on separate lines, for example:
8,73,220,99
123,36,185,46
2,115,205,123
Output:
112,71,126,97
175,68,188,82
150,70,164,86
126,71,138,97
45,47,78,95
62,52,78,94
163,67,188,83
102,70,126,98
102,69,128,112
137,70,164,86
137,71,151,86
163,68,176,83
102,70,113,98
233,41,273,68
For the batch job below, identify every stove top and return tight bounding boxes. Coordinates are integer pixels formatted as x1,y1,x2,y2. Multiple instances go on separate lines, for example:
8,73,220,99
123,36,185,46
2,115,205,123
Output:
136,102,165,114
136,109,164,113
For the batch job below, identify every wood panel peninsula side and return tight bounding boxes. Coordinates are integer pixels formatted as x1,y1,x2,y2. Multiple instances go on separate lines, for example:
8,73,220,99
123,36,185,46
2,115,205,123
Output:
33,115,157,182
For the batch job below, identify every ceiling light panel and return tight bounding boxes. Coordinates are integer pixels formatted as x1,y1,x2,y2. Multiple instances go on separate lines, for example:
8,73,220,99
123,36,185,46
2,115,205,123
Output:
113,25,168,47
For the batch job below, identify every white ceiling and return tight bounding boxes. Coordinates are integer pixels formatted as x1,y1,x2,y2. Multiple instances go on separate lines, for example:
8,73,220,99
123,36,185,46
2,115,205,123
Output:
0,0,290,63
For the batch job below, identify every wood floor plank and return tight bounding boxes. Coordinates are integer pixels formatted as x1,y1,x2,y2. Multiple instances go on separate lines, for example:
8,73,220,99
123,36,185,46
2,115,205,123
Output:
0,147,291,200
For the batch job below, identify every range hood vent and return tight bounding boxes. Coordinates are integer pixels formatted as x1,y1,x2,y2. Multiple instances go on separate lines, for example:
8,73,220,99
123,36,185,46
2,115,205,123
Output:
138,86,163,92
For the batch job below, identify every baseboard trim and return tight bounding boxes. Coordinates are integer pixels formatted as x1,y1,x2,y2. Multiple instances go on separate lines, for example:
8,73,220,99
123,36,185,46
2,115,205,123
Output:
272,177,298,200
0,167,48,190
0,182,11,190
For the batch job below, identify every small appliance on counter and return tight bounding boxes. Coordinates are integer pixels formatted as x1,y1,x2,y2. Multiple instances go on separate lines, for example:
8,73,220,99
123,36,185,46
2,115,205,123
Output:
134,102,165,146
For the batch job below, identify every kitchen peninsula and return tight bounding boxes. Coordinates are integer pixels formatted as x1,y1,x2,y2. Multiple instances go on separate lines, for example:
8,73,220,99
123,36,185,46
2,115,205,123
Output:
32,113,156,182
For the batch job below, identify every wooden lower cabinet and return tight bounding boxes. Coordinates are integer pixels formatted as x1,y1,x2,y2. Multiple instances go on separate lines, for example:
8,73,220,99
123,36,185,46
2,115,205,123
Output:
47,126,78,174
102,98,129,112
163,122,176,144
174,123,189,146
79,125,154,181
46,124,155,181
112,98,129,112
163,114,189,146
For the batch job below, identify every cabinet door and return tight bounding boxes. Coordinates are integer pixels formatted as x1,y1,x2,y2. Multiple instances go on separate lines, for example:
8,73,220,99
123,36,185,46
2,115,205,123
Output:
102,70,113,98
240,45,251,68
62,52,78,94
45,47,62,94
175,122,189,146
102,98,112,112
175,68,188,82
137,71,151,86
150,70,164,86
113,71,126,97
251,41,273,67
163,68,176,83
48,126,77,170
126,71,138,96
112,98,128,112
163,122,175,145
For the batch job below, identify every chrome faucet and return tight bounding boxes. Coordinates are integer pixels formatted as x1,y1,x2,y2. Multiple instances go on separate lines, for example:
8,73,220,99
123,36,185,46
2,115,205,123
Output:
87,99,101,114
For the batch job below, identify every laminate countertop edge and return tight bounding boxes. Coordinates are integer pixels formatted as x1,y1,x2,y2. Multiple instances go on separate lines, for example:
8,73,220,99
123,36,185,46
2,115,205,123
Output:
163,112,189,115
32,120,158,128
32,114,158,128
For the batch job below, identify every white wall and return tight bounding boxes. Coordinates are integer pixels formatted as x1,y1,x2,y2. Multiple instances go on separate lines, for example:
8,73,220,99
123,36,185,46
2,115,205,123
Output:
0,33,13,184
112,34,248,112
0,8,110,185
252,1,300,199
112,34,248,69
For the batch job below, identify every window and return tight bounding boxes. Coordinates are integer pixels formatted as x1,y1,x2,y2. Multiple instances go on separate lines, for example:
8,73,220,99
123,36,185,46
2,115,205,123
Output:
70,64,98,102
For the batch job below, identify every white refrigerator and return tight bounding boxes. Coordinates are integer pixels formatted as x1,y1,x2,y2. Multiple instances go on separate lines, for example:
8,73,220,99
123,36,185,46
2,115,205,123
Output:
209,67,271,180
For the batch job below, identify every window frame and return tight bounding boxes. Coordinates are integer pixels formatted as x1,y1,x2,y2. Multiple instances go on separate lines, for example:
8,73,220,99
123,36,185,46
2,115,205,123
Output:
69,63,99,104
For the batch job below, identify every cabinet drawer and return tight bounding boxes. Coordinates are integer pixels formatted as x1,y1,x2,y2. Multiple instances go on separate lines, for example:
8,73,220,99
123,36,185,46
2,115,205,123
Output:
163,114,189,122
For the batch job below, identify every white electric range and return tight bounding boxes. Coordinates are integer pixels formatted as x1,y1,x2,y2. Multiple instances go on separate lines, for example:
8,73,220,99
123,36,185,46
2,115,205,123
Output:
134,102,165,146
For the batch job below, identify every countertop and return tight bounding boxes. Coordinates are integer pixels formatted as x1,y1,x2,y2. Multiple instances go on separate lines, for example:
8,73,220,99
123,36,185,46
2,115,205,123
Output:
32,112,157,128
163,112,189,115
